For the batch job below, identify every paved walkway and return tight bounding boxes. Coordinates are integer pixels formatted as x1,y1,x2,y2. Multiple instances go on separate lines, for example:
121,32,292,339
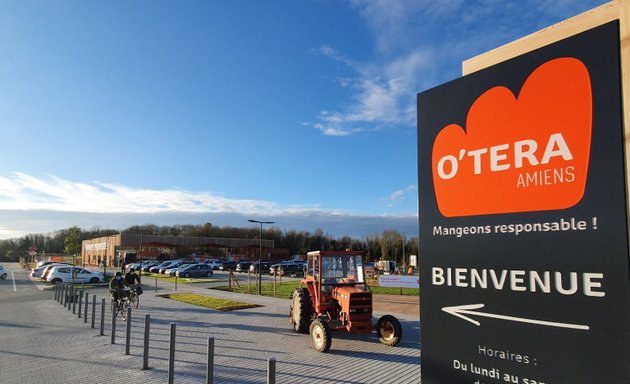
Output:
0,263,421,383
373,294,419,316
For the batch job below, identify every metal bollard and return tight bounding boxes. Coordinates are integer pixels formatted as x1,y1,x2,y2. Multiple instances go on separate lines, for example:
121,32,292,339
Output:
84,291,89,323
267,357,276,384
61,285,65,306
91,295,96,328
142,314,150,370
111,311,117,344
67,285,72,311
206,337,214,384
125,307,132,355
77,289,82,318
168,323,176,384
54,283,59,301
175,276,178,291
72,286,77,313
100,298,105,336
155,275,158,292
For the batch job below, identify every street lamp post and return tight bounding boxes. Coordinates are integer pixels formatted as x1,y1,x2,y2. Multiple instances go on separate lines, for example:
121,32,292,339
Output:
248,219,274,295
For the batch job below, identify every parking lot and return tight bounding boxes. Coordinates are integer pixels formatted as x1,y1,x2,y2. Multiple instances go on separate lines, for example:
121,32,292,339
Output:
0,263,420,383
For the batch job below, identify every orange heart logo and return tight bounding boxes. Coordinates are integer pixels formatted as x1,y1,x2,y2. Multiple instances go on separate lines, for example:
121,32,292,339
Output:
432,58,592,217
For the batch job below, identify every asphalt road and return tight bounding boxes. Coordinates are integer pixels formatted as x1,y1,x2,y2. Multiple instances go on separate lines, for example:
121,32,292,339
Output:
0,263,421,383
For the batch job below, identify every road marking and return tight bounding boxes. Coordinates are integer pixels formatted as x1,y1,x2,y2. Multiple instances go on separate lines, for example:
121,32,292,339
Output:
442,303,589,331
11,271,16,292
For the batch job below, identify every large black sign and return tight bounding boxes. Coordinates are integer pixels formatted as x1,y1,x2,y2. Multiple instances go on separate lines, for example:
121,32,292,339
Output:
418,21,630,383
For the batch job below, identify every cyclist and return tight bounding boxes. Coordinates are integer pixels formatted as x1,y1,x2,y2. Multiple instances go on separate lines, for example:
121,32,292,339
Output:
124,268,143,295
109,271,129,303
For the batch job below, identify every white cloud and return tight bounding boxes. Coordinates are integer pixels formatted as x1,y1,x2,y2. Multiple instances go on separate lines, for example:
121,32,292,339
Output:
389,185,417,201
309,0,606,138
381,185,418,208
350,0,465,55
0,228,29,239
314,123,354,137
0,172,281,214
317,45,361,71
0,172,419,239
311,45,430,136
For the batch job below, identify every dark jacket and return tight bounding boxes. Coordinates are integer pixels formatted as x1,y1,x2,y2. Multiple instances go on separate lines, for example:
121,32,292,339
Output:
124,272,140,285
109,276,127,291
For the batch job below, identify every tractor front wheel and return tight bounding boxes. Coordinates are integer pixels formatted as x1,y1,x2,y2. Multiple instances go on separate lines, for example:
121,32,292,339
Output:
290,288,311,334
310,319,332,353
376,315,402,346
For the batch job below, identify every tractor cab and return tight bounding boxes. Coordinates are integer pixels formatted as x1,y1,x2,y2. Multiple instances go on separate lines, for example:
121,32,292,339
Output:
306,250,368,288
305,250,372,330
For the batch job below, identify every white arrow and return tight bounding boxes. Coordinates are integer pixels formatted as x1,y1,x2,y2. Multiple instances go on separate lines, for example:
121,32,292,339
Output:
442,303,589,331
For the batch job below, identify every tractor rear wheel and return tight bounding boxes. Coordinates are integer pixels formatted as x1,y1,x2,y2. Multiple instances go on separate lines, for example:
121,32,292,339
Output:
376,315,402,346
310,319,332,353
290,288,311,334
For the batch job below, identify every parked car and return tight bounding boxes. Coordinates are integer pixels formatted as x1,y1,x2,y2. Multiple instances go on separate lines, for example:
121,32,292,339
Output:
279,262,307,277
249,261,274,273
126,262,142,271
36,260,60,269
30,265,48,278
46,266,104,284
269,260,299,275
165,261,195,276
0,265,7,280
30,263,69,278
175,263,214,278
141,261,162,272
150,260,181,274
202,259,223,270
149,261,168,273
133,260,153,271
167,266,184,276
219,261,237,271
163,261,195,275
41,263,71,280
235,261,253,273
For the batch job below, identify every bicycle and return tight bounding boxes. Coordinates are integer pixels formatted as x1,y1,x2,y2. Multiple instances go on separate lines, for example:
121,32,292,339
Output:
129,285,140,309
110,289,132,319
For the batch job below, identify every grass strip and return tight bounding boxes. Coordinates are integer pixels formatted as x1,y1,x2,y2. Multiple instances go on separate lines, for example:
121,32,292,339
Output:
212,280,300,298
163,292,261,311
370,286,420,295
212,280,420,298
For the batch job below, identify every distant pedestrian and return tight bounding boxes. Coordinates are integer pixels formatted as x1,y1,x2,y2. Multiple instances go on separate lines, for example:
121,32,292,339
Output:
97,257,101,267
121,260,126,273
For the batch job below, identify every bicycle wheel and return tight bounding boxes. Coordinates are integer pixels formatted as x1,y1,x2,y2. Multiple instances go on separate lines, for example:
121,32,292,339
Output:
111,299,118,316
130,292,139,309
120,300,129,319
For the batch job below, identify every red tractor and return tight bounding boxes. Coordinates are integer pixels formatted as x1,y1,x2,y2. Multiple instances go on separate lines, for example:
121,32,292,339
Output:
289,250,403,352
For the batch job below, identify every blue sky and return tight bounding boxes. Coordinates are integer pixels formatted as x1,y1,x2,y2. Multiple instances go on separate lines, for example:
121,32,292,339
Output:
0,0,607,239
